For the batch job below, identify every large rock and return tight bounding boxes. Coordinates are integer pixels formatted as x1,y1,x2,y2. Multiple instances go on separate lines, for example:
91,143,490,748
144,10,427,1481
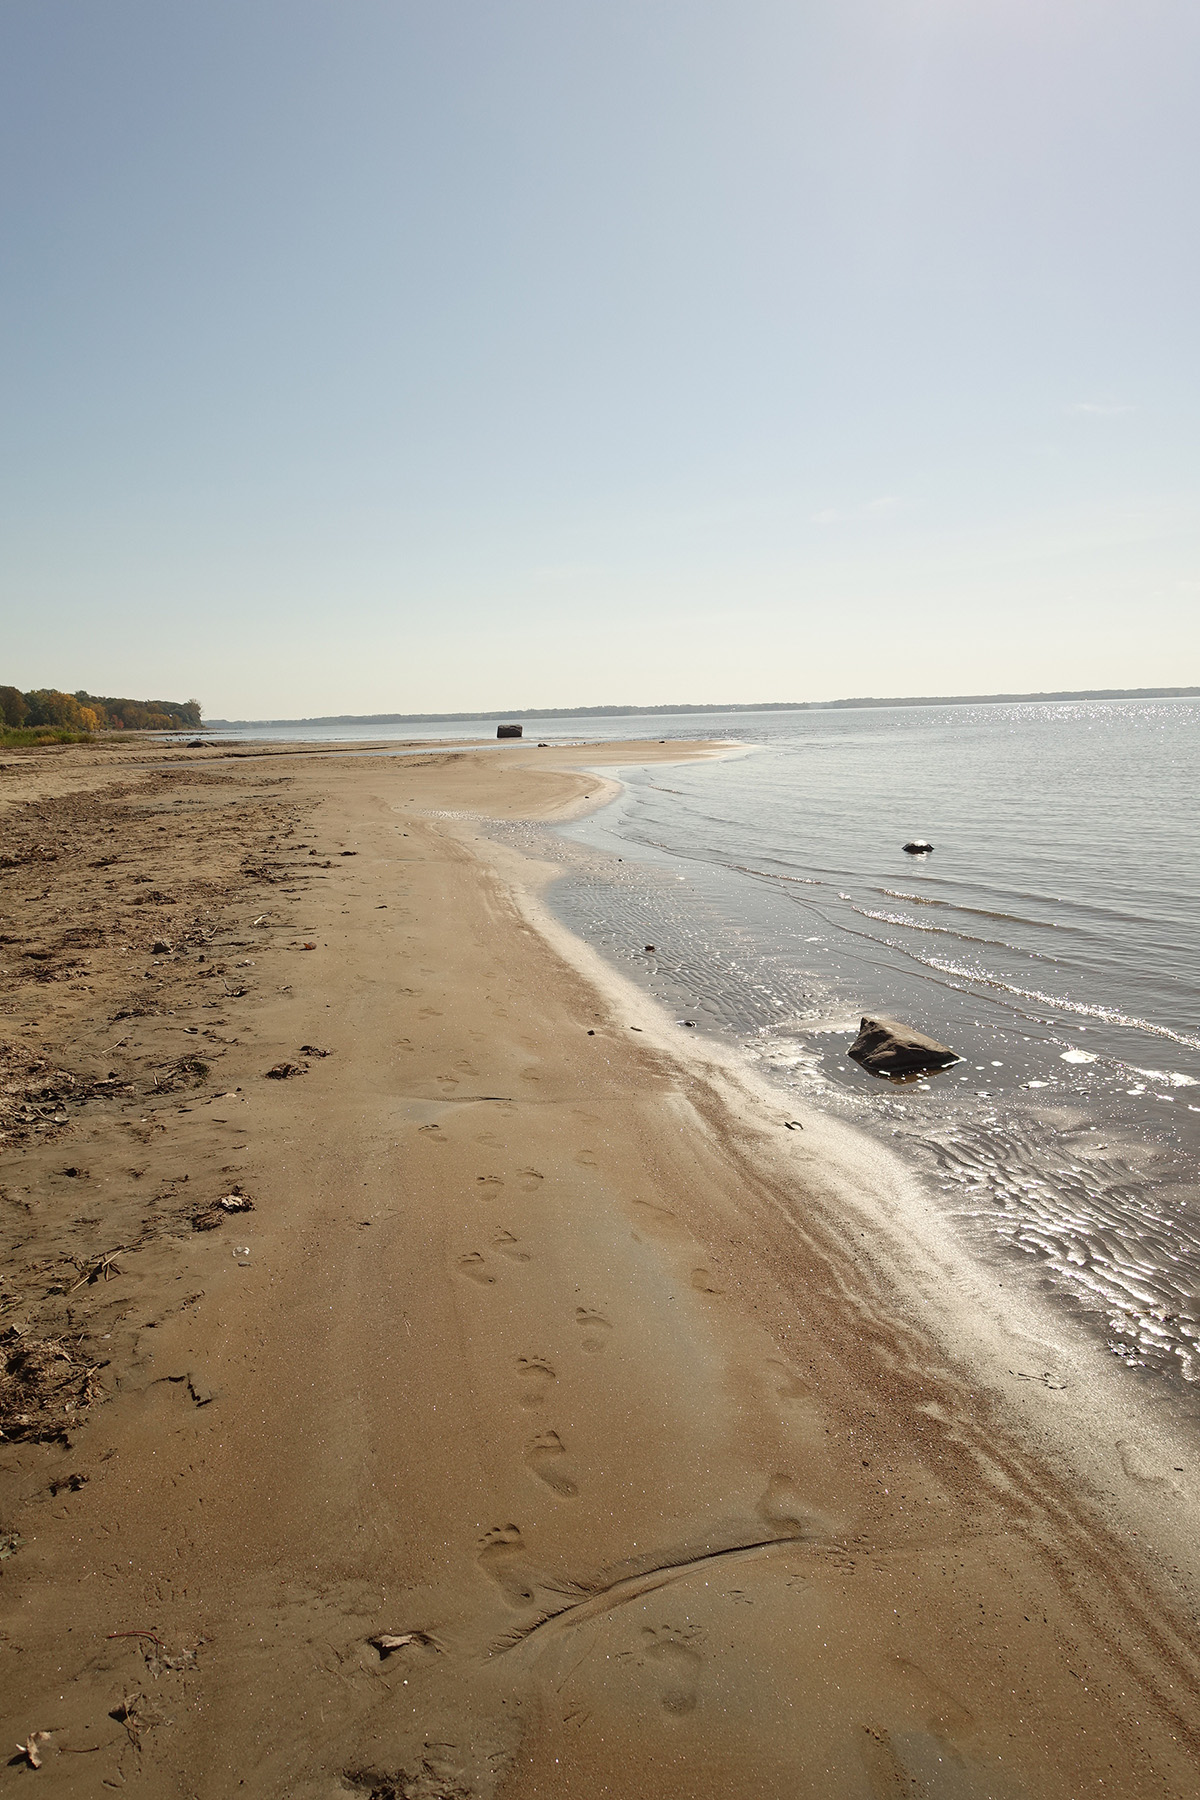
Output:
847,1015,959,1076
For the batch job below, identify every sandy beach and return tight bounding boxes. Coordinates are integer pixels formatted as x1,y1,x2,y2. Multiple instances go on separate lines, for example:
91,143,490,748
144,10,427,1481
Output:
2,736,1199,1799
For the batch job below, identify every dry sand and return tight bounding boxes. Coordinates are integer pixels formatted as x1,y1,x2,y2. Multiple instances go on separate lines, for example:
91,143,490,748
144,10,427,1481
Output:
2,736,1199,1798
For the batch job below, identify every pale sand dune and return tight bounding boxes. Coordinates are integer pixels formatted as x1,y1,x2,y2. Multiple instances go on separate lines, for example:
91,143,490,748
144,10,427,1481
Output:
2,738,1199,1797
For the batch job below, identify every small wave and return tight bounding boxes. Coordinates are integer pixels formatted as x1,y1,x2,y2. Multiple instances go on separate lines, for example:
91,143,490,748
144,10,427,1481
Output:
877,889,1086,934
1132,1067,1198,1088
896,951,1200,1049
853,905,1054,958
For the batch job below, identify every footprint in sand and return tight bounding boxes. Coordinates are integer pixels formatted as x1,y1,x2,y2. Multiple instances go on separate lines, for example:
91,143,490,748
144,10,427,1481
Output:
575,1308,612,1353
477,1525,537,1606
766,1358,811,1404
759,1473,823,1536
524,1430,579,1497
492,1229,530,1262
574,1149,598,1168
641,1627,703,1715
691,1267,724,1294
456,1252,495,1285
517,1167,544,1191
516,1357,556,1406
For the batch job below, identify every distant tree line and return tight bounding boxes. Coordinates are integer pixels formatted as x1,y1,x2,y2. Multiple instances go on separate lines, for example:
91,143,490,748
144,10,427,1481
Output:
0,686,202,733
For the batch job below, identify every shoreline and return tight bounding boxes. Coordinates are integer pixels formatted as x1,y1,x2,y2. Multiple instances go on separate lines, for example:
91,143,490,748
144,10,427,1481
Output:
2,739,1199,1796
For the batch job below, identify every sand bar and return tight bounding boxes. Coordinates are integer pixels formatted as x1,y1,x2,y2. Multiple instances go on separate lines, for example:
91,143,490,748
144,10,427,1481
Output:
2,737,1199,1797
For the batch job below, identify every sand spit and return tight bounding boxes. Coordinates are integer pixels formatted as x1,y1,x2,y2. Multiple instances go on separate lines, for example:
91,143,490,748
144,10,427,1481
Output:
1,738,1198,1798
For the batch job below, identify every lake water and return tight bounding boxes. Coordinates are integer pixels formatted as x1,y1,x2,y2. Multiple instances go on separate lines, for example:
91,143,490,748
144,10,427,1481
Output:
520,700,1200,1401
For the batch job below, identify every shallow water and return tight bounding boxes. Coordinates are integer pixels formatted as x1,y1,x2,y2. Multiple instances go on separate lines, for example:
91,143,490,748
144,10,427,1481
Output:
514,700,1200,1399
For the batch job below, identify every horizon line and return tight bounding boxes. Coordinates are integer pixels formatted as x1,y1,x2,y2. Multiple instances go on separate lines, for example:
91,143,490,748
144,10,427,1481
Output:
201,686,1200,728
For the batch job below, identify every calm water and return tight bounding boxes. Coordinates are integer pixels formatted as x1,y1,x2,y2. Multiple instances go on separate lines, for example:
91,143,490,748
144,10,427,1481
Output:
522,701,1200,1397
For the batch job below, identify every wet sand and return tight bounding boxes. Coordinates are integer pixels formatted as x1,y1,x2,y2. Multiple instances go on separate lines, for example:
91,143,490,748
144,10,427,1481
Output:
2,737,1199,1797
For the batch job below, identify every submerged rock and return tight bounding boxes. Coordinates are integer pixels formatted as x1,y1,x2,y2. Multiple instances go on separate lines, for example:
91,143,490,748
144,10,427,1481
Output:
848,1015,959,1077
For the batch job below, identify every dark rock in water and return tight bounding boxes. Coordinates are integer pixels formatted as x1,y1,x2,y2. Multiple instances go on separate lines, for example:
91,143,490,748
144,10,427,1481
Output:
902,840,933,854
848,1015,959,1076
497,723,523,739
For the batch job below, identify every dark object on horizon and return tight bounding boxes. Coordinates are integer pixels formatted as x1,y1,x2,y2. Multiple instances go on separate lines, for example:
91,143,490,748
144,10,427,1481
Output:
902,839,934,854
848,1015,959,1077
497,723,523,738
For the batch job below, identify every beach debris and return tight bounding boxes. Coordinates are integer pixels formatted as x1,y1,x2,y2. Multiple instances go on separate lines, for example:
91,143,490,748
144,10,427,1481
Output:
679,1019,696,1028
298,1044,332,1057
151,938,173,954
784,1119,804,1130
340,849,359,855
496,724,523,738
301,942,317,950
644,945,656,953
369,1631,436,1659
902,840,933,855
265,1061,306,1079
69,1248,124,1289
848,1016,959,1077
1,1332,104,1442
0,1530,23,1559
15,1731,51,1768
192,1187,254,1230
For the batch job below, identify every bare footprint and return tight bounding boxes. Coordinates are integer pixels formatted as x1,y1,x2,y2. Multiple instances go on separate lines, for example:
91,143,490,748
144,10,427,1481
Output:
518,1167,544,1191
516,1357,556,1406
766,1358,811,1404
759,1473,823,1535
575,1149,598,1168
492,1229,531,1262
641,1627,702,1715
477,1525,537,1606
524,1430,579,1497
575,1308,612,1353
475,1174,504,1189
456,1252,495,1285
691,1267,723,1294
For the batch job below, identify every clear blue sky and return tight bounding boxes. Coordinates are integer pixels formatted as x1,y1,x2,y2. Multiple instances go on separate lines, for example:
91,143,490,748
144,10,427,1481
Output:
3,1,1197,717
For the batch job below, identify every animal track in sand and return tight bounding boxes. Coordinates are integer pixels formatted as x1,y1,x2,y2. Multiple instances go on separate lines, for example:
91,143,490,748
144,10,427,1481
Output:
477,1525,537,1606
456,1252,495,1286
492,1229,530,1262
575,1308,612,1353
516,1357,556,1406
640,1627,703,1715
524,1430,579,1497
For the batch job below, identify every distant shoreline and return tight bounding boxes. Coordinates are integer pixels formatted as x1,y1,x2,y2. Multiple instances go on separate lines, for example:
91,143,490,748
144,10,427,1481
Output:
205,685,1199,729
